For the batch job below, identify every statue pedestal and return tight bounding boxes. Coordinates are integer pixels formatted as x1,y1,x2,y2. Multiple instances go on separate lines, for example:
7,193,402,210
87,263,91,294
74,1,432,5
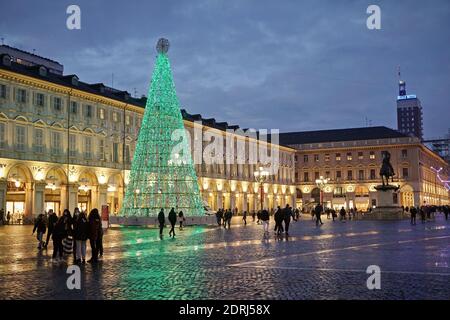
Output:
363,185,406,220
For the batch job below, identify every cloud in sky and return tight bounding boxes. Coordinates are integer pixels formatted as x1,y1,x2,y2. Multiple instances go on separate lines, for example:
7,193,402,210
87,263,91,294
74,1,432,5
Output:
1,0,449,137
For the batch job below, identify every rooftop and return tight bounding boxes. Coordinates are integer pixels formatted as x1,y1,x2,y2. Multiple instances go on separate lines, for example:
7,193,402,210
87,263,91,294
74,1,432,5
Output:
278,126,411,145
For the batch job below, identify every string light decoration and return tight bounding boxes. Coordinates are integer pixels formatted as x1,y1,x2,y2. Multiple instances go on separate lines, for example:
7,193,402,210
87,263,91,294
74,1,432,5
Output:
119,38,204,217
431,166,450,191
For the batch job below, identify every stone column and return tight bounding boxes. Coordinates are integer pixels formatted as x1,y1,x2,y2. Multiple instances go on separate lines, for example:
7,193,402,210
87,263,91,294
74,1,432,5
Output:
60,184,79,213
118,186,125,213
24,182,34,221
92,185,108,210
216,191,223,209
230,193,236,211
0,180,7,212
242,193,248,212
33,182,46,216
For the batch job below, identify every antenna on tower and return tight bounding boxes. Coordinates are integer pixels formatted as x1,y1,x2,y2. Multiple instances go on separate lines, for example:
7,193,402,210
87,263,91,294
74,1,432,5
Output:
397,65,401,81
133,87,138,98
111,73,114,88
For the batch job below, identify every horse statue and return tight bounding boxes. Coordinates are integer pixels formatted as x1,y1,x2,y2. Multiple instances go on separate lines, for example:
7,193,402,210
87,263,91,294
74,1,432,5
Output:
380,151,395,186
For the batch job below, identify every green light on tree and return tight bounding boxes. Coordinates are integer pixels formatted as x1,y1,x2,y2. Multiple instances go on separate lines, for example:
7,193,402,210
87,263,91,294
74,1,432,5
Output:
120,38,204,217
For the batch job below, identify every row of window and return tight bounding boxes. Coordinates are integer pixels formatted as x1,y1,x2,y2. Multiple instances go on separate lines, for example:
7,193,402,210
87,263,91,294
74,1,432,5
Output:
300,150,408,163
0,84,140,128
301,167,409,182
0,123,131,163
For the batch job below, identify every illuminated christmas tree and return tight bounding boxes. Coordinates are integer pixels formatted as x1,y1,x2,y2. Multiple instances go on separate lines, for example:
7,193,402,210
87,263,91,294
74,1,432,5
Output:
120,38,204,217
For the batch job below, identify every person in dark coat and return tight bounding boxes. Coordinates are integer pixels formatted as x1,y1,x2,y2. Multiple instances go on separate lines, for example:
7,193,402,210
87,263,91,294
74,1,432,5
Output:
260,208,270,234
88,208,101,263
32,213,46,250
52,216,66,261
73,211,89,264
340,207,346,221
168,208,177,237
225,209,232,229
444,205,449,220
158,208,165,238
242,211,247,226
274,206,284,235
283,204,293,235
314,203,324,226
44,209,57,248
410,206,417,225
331,209,337,221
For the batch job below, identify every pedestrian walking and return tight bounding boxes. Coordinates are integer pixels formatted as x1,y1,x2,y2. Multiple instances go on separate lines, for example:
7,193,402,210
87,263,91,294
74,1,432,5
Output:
314,203,324,226
410,206,417,225
225,209,232,229
252,210,256,222
242,211,247,226
88,208,101,263
168,207,177,237
0,208,4,225
420,207,426,223
44,209,57,248
274,206,284,235
284,204,293,235
178,210,185,229
6,211,10,225
444,206,449,220
331,209,337,221
32,213,46,250
73,211,89,264
340,207,346,221
260,208,270,234
158,208,165,237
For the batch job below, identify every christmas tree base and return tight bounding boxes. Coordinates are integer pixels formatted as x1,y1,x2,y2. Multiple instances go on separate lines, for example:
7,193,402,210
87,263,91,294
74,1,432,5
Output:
109,215,217,226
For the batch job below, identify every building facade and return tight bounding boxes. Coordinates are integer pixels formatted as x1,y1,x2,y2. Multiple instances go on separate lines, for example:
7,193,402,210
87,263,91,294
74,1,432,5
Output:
0,50,296,223
280,127,450,211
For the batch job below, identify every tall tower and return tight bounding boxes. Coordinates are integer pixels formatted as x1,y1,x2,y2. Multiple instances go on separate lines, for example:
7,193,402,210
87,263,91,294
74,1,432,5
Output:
396,78,423,140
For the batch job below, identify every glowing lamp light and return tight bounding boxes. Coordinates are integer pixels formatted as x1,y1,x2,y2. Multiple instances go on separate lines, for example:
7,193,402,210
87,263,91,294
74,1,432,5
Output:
35,170,45,181
14,180,21,188
98,174,107,185
135,189,140,194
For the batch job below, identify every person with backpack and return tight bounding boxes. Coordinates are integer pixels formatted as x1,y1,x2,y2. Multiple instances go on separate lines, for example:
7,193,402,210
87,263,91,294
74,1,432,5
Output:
168,207,177,238
32,213,46,250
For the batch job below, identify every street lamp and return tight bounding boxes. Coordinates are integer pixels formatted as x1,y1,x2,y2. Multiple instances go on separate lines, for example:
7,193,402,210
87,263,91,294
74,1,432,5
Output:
254,163,270,211
315,175,330,206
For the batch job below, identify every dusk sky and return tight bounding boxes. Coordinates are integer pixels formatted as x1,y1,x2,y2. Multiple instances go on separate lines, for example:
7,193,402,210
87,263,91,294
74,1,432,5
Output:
1,0,449,138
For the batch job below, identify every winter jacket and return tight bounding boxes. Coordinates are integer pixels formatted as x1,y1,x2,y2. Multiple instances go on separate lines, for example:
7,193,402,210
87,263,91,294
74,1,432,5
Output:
168,209,177,224
33,218,46,234
73,216,89,241
88,216,101,241
158,211,165,225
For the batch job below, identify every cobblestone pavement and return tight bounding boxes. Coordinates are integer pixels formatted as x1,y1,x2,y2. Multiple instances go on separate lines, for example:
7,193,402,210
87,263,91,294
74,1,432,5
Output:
0,215,449,300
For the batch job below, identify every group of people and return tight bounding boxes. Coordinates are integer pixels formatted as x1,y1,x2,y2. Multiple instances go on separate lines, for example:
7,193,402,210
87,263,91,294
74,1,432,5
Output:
0,209,20,225
157,208,185,238
273,204,295,235
215,208,234,229
32,208,104,264
407,205,449,225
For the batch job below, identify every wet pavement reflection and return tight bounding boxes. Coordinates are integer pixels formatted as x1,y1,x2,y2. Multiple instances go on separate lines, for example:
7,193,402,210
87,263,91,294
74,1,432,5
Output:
0,216,449,299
